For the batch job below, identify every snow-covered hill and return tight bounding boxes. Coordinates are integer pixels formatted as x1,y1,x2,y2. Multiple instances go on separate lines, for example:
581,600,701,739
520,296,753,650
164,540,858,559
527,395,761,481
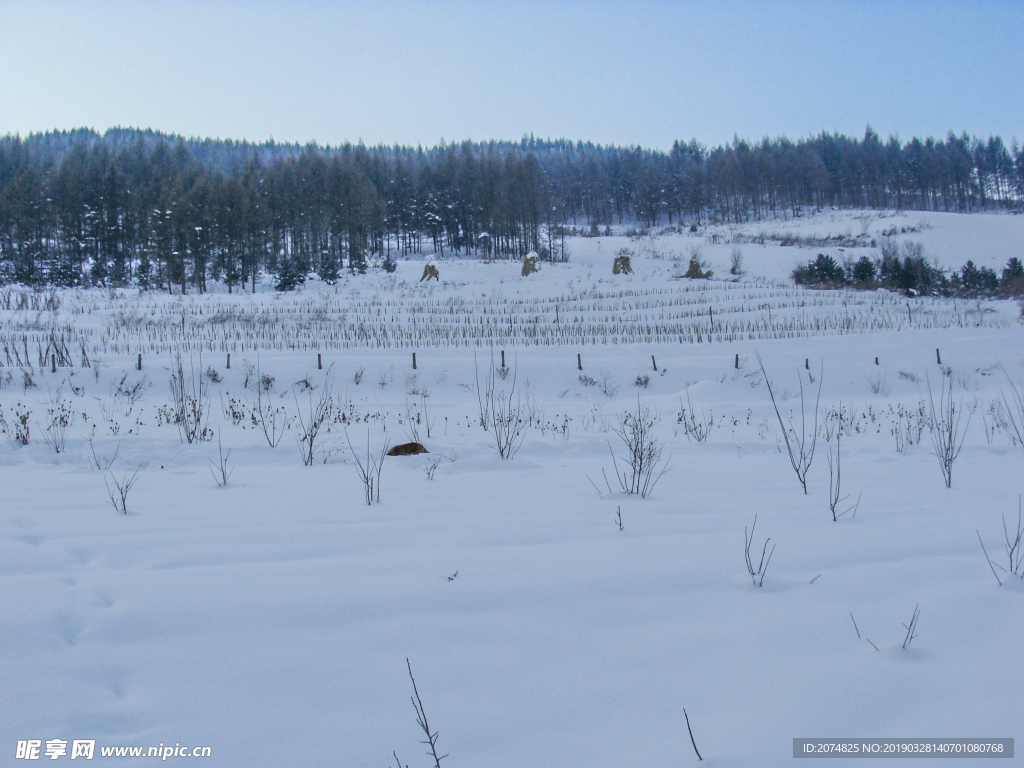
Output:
2,210,1022,766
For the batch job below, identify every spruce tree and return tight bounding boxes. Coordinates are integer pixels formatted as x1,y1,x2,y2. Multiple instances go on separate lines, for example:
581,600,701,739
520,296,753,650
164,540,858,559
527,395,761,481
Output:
349,247,368,275
275,254,304,291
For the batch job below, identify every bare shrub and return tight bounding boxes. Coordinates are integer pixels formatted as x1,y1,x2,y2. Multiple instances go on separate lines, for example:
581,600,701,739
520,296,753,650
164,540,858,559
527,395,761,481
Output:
676,387,714,442
879,234,899,260
826,429,860,521
857,213,872,236
420,393,437,438
976,497,1024,586
996,363,1024,449
488,364,533,460
402,393,436,444
209,436,233,487
9,402,31,444
474,352,495,430
598,372,619,399
346,429,389,504
41,384,75,454
868,372,890,395
398,658,446,768
901,605,920,649
170,353,212,444
577,370,620,399
87,433,119,471
744,514,775,587
927,372,973,488
105,468,140,514
821,401,865,442
599,398,669,497
403,398,422,444
241,360,257,389
423,453,446,480
251,372,291,448
294,369,334,466
893,401,927,452
757,352,822,494
730,247,745,276
114,374,150,410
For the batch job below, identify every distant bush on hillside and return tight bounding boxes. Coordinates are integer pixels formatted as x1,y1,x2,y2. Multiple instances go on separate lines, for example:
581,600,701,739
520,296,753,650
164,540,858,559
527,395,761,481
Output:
793,253,845,287
793,242,1023,299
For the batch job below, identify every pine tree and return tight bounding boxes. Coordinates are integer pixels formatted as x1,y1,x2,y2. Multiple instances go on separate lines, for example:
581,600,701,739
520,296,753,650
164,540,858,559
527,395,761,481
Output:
275,254,304,291
349,247,367,275
318,251,341,284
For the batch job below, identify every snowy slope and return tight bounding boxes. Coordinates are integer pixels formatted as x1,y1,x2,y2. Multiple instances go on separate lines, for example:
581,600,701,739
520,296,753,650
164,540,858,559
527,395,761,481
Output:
1,211,1022,767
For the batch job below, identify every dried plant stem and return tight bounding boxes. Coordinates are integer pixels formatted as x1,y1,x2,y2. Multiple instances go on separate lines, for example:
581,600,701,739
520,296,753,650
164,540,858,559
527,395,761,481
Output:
406,658,446,768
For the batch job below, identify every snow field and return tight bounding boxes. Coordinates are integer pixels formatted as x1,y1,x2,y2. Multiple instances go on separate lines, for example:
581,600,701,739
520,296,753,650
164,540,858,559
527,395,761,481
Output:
1,210,1023,766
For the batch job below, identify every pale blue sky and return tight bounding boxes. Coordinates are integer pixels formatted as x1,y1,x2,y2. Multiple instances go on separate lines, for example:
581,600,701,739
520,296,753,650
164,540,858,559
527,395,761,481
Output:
1,0,1020,149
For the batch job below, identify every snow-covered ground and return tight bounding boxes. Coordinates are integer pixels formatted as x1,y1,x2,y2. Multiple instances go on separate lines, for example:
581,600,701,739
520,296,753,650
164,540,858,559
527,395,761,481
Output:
2,210,1022,766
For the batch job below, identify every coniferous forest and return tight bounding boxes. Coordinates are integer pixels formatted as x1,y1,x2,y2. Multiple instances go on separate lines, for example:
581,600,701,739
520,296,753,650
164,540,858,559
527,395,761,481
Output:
0,126,1021,291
